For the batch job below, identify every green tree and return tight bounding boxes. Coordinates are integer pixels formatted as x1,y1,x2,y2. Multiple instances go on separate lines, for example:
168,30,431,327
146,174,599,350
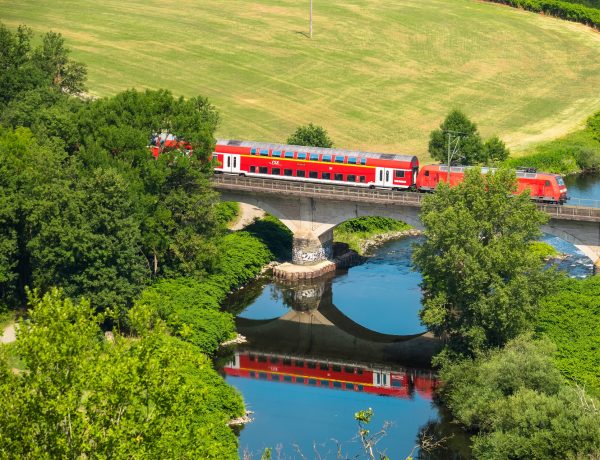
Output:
438,334,600,459
428,110,484,165
287,122,333,148
27,167,149,312
483,135,510,163
0,289,243,458
413,168,552,357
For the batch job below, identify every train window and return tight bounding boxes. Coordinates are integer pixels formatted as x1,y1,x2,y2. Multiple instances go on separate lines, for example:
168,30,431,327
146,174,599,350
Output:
335,156,345,163
348,157,357,164
395,170,405,178
359,176,366,183
357,368,363,375
333,381,342,388
391,379,403,388
347,175,356,182
250,371,256,378
357,385,364,392
308,379,317,385
259,372,268,379
322,172,331,180
285,151,294,158
310,153,319,161
545,180,551,186
307,361,316,369
322,155,332,162
295,360,305,367
269,357,281,365
424,171,430,177
297,170,306,178
344,383,353,389
283,358,292,366
319,362,329,371
320,380,329,387
309,171,318,179
260,149,269,156
332,364,341,372
258,355,267,363
249,354,256,361
249,166,256,173
344,366,355,373
272,168,280,175
251,148,257,155
283,375,293,383
379,171,383,181
272,374,281,381
284,169,293,176
361,158,367,165
259,167,268,174
272,150,282,157
334,173,343,181
297,152,307,160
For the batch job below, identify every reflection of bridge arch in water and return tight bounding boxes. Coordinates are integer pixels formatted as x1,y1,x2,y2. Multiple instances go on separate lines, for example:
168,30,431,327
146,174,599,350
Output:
235,274,441,368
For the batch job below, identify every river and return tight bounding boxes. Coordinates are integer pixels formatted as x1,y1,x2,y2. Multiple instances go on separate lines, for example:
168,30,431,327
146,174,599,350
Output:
218,170,600,460
219,222,595,459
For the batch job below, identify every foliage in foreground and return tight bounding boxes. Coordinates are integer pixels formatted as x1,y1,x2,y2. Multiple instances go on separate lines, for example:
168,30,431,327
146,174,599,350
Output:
537,275,600,396
334,216,412,254
135,232,273,355
438,334,600,459
0,289,243,459
413,168,553,358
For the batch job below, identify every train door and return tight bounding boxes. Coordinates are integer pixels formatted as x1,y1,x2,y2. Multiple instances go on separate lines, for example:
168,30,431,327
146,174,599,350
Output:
375,168,395,187
222,153,241,173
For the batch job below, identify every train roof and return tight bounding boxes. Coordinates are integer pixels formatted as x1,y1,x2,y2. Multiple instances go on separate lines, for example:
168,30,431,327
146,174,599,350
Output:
423,164,558,179
217,139,418,163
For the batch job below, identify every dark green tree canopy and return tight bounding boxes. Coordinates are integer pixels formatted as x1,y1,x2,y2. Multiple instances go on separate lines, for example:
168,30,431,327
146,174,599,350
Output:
483,135,510,163
428,110,484,165
413,168,553,358
287,122,333,148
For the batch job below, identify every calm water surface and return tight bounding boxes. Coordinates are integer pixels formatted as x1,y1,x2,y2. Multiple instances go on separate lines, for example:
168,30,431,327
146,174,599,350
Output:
222,213,595,459
565,172,600,207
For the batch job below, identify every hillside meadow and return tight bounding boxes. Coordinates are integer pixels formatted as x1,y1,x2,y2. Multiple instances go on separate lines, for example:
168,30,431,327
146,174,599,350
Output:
2,0,600,157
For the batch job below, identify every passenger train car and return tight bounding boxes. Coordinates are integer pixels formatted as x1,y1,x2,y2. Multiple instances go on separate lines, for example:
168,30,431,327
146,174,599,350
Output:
213,139,420,190
224,351,438,400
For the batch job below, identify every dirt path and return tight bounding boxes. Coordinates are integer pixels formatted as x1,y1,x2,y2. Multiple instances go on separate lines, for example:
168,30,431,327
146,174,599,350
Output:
230,203,265,231
0,323,16,344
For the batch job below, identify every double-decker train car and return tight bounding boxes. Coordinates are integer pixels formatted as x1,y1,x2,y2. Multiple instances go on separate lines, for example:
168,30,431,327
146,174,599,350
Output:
416,164,568,204
149,132,192,158
224,351,438,400
213,139,420,190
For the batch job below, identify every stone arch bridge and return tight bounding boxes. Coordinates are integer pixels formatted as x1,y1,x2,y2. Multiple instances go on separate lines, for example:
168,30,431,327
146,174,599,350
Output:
213,175,600,272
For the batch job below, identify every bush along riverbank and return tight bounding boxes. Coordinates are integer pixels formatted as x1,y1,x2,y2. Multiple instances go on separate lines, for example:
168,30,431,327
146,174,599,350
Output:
333,216,417,255
504,111,600,175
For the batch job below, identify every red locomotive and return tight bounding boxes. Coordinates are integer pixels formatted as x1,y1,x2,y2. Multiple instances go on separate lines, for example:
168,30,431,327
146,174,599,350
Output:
213,139,568,203
149,132,192,158
223,351,438,400
416,164,568,204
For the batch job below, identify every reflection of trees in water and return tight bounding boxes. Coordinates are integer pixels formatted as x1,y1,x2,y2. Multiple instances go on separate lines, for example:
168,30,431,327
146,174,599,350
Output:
415,403,472,460
565,172,600,194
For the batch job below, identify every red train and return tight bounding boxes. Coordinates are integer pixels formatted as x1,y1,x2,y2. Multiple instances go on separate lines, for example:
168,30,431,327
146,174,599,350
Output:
223,351,438,400
212,139,568,204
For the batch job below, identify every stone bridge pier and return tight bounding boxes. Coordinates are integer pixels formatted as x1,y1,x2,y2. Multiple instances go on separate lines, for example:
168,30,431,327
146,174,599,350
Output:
217,189,423,266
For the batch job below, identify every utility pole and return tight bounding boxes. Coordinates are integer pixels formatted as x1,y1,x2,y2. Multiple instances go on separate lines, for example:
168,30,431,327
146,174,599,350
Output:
309,0,313,39
445,131,465,182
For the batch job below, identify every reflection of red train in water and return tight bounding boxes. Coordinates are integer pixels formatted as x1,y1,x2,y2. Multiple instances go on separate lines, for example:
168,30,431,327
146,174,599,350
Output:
224,351,438,400
212,139,568,204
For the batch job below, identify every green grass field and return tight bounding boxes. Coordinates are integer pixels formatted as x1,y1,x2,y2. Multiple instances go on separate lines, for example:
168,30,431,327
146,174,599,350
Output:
2,0,600,157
